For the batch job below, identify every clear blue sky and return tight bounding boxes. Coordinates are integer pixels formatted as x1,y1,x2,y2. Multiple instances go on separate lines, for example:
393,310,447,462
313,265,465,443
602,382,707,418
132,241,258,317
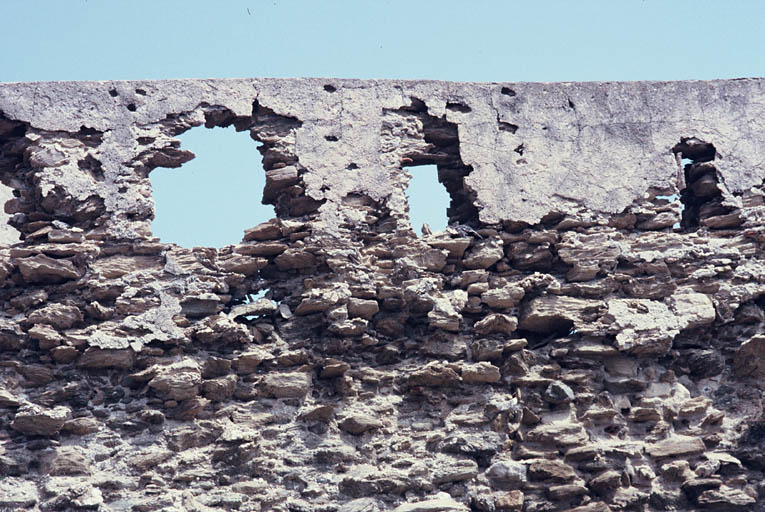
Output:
2,0,764,246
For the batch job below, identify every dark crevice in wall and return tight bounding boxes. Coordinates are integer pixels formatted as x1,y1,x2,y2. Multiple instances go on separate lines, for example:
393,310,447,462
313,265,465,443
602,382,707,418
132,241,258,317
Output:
673,137,740,230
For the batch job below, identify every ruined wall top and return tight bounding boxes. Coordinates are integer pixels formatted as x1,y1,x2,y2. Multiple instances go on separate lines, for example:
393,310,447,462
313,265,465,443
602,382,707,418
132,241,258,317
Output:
2,78,765,238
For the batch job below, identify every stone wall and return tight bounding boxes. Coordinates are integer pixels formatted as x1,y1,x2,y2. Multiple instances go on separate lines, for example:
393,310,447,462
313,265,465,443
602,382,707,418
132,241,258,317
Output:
0,78,764,511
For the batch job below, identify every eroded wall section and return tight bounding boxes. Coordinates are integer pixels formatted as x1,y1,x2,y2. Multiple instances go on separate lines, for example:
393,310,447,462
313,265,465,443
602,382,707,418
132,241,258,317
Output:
0,78,764,511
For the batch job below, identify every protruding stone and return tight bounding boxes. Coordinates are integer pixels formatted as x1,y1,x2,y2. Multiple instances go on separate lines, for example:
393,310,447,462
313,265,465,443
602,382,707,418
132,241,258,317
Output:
347,298,379,320
11,404,70,436
481,286,525,309
432,458,478,484
148,359,202,401
275,248,316,270
260,372,311,398
77,348,135,369
647,436,706,459
409,362,461,387
61,417,101,435
27,303,82,329
243,220,282,241
17,254,81,283
544,381,575,404
339,413,383,435
486,460,527,487
202,374,237,401
463,239,504,269
232,349,269,374
461,362,501,383
495,490,524,510
474,314,517,335
528,460,577,482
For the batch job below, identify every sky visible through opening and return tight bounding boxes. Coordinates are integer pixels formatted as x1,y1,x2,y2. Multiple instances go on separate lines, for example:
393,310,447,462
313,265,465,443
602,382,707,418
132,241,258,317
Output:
150,126,272,248
406,165,449,234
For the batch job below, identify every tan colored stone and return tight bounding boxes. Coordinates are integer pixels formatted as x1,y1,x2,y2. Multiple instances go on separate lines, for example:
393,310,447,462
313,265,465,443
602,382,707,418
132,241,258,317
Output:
474,313,517,335
461,362,501,383
17,254,81,283
260,372,311,398
12,404,70,436
148,359,202,401
647,436,706,459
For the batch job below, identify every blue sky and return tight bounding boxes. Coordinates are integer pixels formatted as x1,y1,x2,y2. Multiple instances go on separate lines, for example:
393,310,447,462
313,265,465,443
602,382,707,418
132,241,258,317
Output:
2,0,764,246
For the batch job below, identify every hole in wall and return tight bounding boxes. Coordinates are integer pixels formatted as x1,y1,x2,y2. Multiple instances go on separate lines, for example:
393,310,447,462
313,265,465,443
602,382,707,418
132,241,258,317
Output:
150,124,274,248
501,87,516,97
323,84,337,93
446,102,471,113
498,121,519,134
108,89,118,97
382,97,478,228
127,103,137,112
405,164,450,235
0,181,22,245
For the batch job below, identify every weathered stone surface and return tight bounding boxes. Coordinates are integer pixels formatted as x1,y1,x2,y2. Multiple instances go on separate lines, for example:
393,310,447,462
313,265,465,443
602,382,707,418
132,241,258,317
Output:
0,478,38,509
17,254,80,283
11,404,70,436
2,77,765,511
0,388,21,407
432,457,478,484
481,285,525,309
243,220,282,241
148,359,203,401
61,416,101,435
734,334,765,378
518,295,591,333
526,422,588,447
463,239,504,270
228,298,276,319
275,248,316,270
27,302,82,329
202,374,238,401
486,460,527,487
647,436,706,459
347,298,380,319
461,362,501,383
528,459,578,482
77,347,135,369
474,313,517,335
260,372,311,398
232,349,269,374
42,446,91,476
544,381,575,404
339,413,383,435
409,362,461,387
